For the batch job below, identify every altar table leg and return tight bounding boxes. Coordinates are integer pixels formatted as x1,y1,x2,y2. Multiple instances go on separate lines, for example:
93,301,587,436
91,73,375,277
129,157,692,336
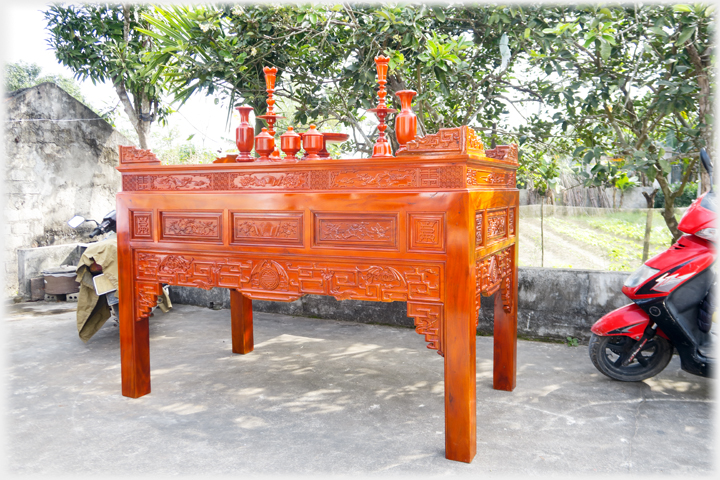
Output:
120,285,151,399
231,289,254,354
444,303,477,463
493,256,518,391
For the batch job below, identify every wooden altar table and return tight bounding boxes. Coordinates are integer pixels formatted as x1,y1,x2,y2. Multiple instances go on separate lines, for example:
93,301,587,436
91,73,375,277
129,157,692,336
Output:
115,127,519,463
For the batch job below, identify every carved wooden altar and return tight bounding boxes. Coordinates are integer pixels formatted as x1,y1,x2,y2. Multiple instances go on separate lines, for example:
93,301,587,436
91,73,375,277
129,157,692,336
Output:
116,125,518,464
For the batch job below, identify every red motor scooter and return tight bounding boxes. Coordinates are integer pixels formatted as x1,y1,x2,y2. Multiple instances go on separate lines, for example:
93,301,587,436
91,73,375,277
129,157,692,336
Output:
589,149,716,381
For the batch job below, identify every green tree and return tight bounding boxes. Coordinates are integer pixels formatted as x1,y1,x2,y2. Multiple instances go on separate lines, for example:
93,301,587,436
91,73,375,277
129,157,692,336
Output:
4,61,87,104
139,3,548,154
44,4,171,148
521,4,714,241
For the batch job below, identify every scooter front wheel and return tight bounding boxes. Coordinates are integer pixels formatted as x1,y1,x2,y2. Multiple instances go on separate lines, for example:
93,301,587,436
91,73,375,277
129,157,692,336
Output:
589,333,673,382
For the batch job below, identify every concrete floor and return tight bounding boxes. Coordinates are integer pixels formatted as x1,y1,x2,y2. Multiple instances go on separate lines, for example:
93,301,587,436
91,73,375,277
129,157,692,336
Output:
4,301,715,476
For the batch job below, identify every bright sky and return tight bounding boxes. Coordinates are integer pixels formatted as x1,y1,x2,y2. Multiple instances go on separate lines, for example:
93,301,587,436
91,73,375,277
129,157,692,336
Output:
1,1,237,153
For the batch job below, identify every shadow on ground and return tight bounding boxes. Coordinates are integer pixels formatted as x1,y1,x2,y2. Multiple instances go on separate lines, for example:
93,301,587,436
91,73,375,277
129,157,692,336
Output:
5,302,714,475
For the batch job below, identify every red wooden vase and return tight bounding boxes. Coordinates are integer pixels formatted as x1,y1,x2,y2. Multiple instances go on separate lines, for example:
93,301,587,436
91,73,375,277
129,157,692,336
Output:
302,125,323,160
394,90,417,152
280,127,301,159
235,105,255,160
254,127,274,160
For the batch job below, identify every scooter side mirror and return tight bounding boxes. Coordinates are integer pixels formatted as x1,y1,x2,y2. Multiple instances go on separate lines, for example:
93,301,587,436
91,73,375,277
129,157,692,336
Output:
68,215,86,229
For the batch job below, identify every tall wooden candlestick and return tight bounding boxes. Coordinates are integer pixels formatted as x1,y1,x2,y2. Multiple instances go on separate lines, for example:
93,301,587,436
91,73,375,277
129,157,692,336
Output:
368,55,397,158
256,66,285,160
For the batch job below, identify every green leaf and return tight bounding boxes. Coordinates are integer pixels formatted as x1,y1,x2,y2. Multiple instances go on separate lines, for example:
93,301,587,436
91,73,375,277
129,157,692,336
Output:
673,5,693,13
600,41,612,61
675,26,695,46
524,28,530,39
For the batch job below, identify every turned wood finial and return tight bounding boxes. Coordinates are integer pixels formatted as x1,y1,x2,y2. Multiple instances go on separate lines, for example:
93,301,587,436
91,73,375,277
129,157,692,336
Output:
257,66,285,160
368,55,397,158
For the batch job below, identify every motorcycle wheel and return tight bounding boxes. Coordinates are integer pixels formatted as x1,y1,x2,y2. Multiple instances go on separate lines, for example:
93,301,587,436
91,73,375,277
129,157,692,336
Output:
588,333,673,382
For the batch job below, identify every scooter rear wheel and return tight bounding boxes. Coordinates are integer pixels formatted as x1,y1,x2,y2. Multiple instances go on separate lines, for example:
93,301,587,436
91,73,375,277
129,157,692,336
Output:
589,333,673,382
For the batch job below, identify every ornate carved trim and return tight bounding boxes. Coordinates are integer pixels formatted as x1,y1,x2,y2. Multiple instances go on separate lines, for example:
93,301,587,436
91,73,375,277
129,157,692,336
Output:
232,172,309,189
231,212,303,246
475,211,483,247
466,168,516,188
136,281,162,321
119,145,160,165
408,213,445,252
132,211,152,240
475,247,513,325
121,166,466,192
155,175,212,190
484,143,518,164
508,208,516,236
466,127,485,156
408,302,443,356
160,212,222,243
486,208,508,244
403,127,463,154
314,213,397,249
330,169,416,188
135,251,442,303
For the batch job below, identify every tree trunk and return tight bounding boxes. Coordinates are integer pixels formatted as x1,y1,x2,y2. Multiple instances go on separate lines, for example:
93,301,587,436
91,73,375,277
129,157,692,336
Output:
641,189,658,263
686,42,713,193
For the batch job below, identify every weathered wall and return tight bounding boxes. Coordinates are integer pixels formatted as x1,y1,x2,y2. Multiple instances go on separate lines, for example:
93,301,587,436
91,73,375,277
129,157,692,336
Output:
169,267,631,342
4,82,130,297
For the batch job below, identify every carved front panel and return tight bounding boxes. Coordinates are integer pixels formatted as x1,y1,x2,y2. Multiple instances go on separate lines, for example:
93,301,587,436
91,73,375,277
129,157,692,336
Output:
232,172,309,189
313,213,397,249
485,208,508,245
135,251,442,303
231,212,303,247
131,211,152,240
475,246,513,325
408,213,445,253
475,211,484,247
508,207,516,237
160,212,223,244
466,168,516,188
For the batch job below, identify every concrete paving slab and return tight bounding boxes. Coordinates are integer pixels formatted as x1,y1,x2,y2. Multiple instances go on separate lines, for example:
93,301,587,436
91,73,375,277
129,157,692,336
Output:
4,301,715,476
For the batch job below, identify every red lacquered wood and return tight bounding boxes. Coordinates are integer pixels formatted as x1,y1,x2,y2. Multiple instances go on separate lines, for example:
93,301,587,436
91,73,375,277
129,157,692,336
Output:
255,128,274,160
231,289,254,354
318,132,350,158
115,125,518,463
302,125,323,160
280,127,301,159
394,90,417,153
235,106,255,160
369,55,396,158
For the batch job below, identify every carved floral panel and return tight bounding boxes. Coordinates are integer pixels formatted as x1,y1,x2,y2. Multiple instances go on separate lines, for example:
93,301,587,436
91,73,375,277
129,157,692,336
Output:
466,168,516,188
231,212,303,247
408,213,445,252
313,213,397,249
134,251,442,304
160,212,223,243
485,208,508,244
475,211,484,247
508,208,516,236
475,246,513,325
